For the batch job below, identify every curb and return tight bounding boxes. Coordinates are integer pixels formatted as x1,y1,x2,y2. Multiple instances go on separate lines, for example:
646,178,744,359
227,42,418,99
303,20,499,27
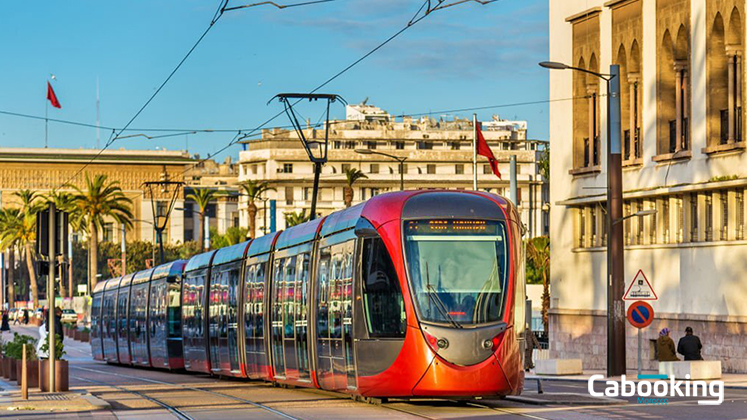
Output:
80,393,111,410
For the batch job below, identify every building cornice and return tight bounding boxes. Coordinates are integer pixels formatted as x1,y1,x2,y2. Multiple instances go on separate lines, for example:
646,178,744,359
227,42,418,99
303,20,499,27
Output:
603,0,639,10
0,147,193,165
565,7,602,23
556,178,747,206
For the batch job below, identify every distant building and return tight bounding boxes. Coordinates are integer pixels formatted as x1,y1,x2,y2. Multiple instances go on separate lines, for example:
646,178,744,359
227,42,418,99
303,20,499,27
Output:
0,147,193,244
183,156,241,241
238,102,549,235
549,0,747,372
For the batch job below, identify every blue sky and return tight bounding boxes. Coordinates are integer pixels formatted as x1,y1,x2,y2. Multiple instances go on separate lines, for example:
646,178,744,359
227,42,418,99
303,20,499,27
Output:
0,0,549,160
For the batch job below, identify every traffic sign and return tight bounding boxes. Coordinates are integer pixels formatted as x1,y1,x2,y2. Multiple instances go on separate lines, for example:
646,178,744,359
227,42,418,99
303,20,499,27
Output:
627,301,654,329
623,269,658,301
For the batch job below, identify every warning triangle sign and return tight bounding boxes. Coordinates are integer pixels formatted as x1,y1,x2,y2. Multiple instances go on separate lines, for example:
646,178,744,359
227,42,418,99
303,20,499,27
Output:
623,269,658,301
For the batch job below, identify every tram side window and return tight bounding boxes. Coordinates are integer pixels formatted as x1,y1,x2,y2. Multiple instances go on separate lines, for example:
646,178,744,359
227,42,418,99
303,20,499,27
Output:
167,280,181,338
361,237,406,338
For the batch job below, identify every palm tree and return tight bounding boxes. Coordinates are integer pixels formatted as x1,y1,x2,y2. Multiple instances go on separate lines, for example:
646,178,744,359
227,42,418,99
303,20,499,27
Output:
239,180,275,239
67,173,134,292
284,210,310,227
0,209,40,307
527,236,550,332
343,168,367,208
14,189,43,213
0,208,21,307
11,190,44,307
185,188,222,251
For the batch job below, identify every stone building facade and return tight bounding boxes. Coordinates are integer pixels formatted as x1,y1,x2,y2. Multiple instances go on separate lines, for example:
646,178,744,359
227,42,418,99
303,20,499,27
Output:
0,147,193,244
237,103,549,236
550,0,747,373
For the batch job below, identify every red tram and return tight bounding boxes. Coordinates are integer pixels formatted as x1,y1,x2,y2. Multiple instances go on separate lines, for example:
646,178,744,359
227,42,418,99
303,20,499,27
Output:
91,190,526,398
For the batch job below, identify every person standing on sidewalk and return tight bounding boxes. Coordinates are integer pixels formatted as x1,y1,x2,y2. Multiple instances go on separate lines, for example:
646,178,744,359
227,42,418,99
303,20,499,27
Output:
677,326,703,360
656,328,679,361
0,310,10,332
22,309,29,325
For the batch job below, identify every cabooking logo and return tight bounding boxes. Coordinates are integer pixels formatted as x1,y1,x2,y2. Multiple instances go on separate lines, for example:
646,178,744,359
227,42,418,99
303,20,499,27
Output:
588,374,724,405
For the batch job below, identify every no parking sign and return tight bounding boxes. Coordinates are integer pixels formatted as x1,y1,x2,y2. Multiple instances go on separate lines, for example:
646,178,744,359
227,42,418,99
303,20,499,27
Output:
627,301,654,329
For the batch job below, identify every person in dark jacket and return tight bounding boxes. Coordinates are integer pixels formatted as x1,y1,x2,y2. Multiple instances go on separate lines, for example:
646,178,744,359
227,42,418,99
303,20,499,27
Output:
677,326,703,360
0,311,10,332
656,328,679,361
45,307,64,342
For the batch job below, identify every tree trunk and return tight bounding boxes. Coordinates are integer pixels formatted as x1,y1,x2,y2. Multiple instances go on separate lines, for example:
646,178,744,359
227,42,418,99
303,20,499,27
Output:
58,256,67,300
248,202,257,239
343,186,353,208
198,213,205,251
541,267,550,333
24,243,38,309
89,222,100,292
7,250,14,307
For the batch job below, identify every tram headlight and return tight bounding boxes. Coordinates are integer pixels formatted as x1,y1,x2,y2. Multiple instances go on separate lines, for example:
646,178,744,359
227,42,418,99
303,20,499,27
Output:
436,338,449,349
483,339,493,350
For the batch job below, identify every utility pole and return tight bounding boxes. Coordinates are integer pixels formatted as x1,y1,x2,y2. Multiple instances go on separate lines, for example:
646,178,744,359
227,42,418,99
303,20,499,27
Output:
473,114,478,190
121,224,126,276
47,203,56,393
510,155,518,205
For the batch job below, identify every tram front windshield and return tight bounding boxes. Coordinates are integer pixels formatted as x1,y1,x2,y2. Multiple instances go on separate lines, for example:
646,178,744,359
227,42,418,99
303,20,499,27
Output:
404,219,508,326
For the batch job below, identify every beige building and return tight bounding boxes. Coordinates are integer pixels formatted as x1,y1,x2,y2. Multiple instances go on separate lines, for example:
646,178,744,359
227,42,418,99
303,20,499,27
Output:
183,156,241,242
550,0,747,372
0,147,193,244
238,103,549,236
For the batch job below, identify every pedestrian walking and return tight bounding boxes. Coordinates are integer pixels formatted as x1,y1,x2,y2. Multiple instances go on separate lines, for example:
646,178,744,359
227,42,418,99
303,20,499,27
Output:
0,310,10,332
22,309,29,325
524,327,542,371
12,309,21,325
656,328,679,361
677,326,704,360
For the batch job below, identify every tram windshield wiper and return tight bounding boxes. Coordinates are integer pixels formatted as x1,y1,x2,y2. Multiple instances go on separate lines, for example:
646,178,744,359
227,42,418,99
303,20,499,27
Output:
425,263,462,329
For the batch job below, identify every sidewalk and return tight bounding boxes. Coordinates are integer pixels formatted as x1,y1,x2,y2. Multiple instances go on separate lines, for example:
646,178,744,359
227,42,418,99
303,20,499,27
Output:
0,377,110,413
527,369,747,388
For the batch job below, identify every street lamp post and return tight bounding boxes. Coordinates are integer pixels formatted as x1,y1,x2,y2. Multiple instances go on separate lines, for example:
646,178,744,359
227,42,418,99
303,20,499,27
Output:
355,149,407,191
540,61,626,377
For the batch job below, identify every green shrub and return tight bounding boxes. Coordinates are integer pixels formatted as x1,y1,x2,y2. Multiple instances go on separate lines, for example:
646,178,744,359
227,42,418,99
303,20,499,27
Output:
3,333,37,360
39,335,66,360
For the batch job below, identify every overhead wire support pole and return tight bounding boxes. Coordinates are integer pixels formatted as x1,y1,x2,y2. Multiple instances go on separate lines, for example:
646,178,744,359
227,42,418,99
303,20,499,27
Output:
47,203,56,393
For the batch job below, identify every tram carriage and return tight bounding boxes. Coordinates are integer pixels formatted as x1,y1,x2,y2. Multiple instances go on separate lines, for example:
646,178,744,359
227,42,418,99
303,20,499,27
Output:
148,260,187,370
101,276,121,363
116,273,135,365
90,280,106,361
91,191,526,397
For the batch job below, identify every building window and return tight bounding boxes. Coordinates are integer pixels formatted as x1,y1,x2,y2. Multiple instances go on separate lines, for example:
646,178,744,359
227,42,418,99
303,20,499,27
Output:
449,141,461,150
205,203,216,218
370,164,379,174
721,193,728,241
590,207,597,246
624,202,632,245
649,200,657,244
662,199,670,243
578,208,586,248
283,163,293,173
367,141,377,149
333,141,342,149
370,188,380,197
483,165,491,174
705,192,713,241
427,164,436,174
285,186,294,205
636,201,644,245
690,194,698,242
103,223,114,243
707,13,744,147
417,141,433,150
341,163,350,172
455,164,464,175
737,191,745,240
658,24,691,155
676,195,684,243
251,164,257,175
394,141,405,150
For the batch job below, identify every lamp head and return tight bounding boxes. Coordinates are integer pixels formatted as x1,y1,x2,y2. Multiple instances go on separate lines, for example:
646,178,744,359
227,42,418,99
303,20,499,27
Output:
355,149,373,155
539,61,569,70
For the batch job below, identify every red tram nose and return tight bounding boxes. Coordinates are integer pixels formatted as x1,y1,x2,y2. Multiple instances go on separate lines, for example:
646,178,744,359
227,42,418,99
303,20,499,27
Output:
420,323,507,366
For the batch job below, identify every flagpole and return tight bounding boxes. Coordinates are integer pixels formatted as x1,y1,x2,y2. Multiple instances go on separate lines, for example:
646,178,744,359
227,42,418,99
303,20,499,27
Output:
45,99,48,148
473,113,478,190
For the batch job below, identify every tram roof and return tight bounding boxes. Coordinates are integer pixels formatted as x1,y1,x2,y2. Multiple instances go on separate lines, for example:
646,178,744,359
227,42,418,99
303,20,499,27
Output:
184,249,217,272
319,203,364,238
152,260,187,280
132,267,155,285
103,277,122,292
247,231,278,257
119,273,135,289
275,217,323,250
93,278,109,294
212,241,250,266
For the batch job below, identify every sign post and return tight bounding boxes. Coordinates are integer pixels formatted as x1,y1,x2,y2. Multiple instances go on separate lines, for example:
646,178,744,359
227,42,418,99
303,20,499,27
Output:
624,269,658,376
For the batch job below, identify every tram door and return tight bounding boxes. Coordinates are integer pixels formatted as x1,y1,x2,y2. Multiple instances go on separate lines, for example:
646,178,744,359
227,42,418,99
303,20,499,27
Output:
316,238,357,391
225,262,241,374
271,257,286,378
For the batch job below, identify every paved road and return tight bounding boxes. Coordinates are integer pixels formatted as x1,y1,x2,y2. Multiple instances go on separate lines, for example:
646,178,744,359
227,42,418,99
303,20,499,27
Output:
4,325,747,419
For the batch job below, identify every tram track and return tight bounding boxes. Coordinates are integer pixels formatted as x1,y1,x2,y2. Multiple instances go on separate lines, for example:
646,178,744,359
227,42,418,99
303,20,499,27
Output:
71,365,304,420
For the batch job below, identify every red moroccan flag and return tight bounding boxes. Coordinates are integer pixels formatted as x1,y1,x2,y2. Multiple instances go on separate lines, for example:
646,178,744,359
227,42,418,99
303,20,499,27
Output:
46,82,61,108
476,122,501,179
